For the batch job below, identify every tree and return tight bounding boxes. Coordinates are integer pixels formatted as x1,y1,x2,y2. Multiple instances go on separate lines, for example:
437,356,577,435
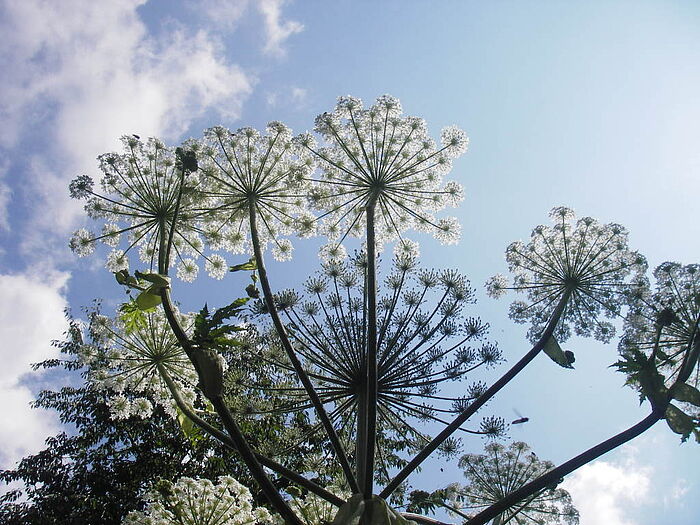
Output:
41,94,700,523
0,309,320,524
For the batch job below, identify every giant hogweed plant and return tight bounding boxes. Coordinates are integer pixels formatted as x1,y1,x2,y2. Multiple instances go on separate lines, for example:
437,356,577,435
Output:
69,95,699,524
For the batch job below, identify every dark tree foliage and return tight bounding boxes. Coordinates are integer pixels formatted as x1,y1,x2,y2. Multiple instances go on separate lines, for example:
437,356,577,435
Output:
0,313,315,525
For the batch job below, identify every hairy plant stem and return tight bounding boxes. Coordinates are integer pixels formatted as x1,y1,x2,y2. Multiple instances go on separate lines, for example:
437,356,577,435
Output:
248,204,359,494
466,410,663,525
401,513,453,525
156,212,303,524
380,290,573,498
157,364,345,507
157,290,303,524
358,201,378,499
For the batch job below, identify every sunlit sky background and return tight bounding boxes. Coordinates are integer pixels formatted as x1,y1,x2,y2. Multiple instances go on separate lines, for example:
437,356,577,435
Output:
1,1,699,523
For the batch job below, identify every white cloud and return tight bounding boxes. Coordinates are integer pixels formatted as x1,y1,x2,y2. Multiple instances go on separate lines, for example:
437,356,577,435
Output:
664,478,690,507
563,455,651,525
195,0,250,30
257,0,304,57
266,91,279,107
194,0,303,58
1,0,254,247
265,85,309,110
0,271,70,469
291,86,308,103
0,159,10,231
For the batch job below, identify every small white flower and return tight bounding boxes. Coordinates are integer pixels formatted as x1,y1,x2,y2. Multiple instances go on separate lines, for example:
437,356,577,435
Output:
205,254,228,280
177,258,199,282
319,242,347,263
435,217,462,245
441,125,470,157
485,274,509,299
394,238,420,259
106,249,129,272
272,239,294,262
101,223,121,247
131,397,153,418
69,229,95,257
108,394,131,419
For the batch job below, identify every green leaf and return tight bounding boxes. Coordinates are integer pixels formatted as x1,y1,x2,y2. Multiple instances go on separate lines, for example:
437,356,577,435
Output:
114,270,141,289
636,366,667,408
118,301,149,333
671,382,700,406
135,285,162,310
134,271,170,288
230,257,257,272
115,270,130,285
671,383,700,407
664,404,695,441
192,298,249,351
543,336,575,369
175,406,203,446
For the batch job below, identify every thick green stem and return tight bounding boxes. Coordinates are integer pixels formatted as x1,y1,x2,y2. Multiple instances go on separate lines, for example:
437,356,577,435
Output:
380,290,572,498
359,202,378,499
466,410,663,525
156,261,301,522
157,292,302,524
210,396,305,525
248,204,359,494
401,513,453,525
158,365,345,507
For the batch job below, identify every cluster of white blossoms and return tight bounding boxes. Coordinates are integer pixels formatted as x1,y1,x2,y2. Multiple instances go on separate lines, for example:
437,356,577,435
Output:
452,442,579,524
621,262,700,389
198,123,315,259
81,310,200,420
486,207,647,343
68,136,236,281
70,96,469,280
300,95,467,257
288,484,349,525
123,476,274,525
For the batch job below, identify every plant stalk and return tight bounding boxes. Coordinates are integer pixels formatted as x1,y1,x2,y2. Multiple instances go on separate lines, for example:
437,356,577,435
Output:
359,202,379,499
466,410,662,525
248,204,359,493
157,364,345,507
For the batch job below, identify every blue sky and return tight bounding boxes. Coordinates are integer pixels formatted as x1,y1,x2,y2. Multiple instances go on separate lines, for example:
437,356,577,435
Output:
1,1,699,523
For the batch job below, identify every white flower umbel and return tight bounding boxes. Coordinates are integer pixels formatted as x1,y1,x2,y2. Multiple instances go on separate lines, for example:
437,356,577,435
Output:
486,207,647,343
123,476,274,525
621,262,700,391
87,310,198,420
256,256,501,480
301,94,468,252
452,442,579,524
200,122,314,260
68,136,211,276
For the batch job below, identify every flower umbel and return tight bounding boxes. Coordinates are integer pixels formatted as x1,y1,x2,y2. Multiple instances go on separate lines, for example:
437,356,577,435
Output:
200,123,314,261
68,136,209,278
252,255,501,479
301,95,467,252
82,309,198,420
123,476,274,525
487,207,647,343
616,263,700,438
451,442,579,524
